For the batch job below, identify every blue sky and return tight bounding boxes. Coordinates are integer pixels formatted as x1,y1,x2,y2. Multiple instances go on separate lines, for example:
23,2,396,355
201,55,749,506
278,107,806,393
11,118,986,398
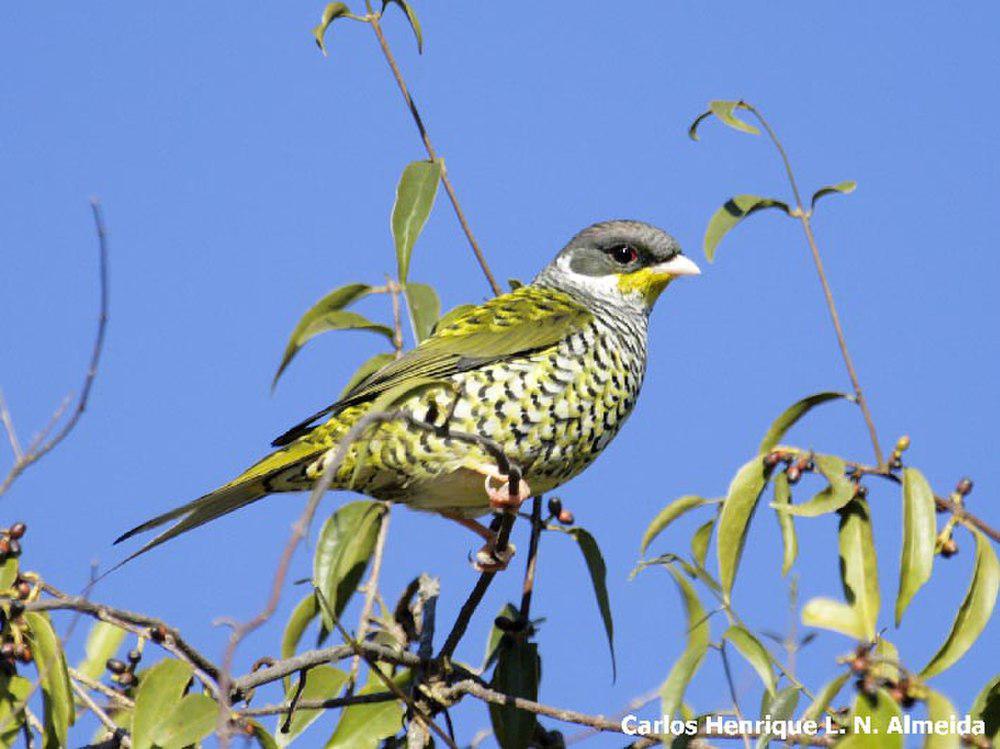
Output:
2,2,998,745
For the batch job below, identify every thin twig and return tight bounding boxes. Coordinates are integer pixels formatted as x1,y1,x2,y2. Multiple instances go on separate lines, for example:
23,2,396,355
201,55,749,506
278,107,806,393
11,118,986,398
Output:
348,502,392,686
0,199,110,496
518,497,543,622
0,389,23,460
71,679,131,747
718,643,752,749
744,104,884,468
364,4,501,296
238,691,397,717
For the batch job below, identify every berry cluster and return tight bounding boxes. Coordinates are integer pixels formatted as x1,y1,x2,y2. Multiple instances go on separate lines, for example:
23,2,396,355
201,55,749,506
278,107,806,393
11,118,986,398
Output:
0,522,26,561
105,647,143,689
545,497,574,526
849,643,916,708
0,522,31,675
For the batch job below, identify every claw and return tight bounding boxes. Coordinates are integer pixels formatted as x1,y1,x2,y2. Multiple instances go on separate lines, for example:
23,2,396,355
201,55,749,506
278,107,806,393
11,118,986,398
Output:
483,473,531,511
473,540,516,572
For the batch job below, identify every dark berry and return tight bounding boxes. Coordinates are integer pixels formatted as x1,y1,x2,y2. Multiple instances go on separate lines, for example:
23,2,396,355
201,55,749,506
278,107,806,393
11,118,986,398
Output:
941,538,958,558
557,510,575,525
956,478,973,496
7,540,20,558
787,466,801,484
8,523,25,540
127,649,141,664
149,625,168,643
106,658,127,675
546,497,563,516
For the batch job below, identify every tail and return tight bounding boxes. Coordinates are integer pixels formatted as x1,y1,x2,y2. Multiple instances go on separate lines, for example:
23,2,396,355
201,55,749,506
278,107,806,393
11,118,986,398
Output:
112,440,325,569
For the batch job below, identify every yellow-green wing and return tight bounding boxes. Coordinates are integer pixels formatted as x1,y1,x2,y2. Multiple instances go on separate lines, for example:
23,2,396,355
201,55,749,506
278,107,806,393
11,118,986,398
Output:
271,285,591,446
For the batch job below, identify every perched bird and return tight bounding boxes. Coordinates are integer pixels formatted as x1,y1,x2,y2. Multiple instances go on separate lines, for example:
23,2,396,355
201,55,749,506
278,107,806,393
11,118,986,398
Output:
116,220,699,569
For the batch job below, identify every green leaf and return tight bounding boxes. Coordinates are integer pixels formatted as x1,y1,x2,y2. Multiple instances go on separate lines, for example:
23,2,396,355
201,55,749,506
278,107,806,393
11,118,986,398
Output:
326,671,409,749
432,303,475,334
489,638,541,749
151,692,217,749
273,284,392,388
246,719,280,749
704,195,791,262
0,558,17,590
0,675,32,746
76,620,126,681
839,498,881,642
772,454,855,517
484,602,520,671
381,0,423,53
773,471,797,575
871,638,899,683
313,2,351,56
896,468,937,625
691,519,714,568
404,282,441,343
811,180,857,210
564,527,616,678
723,625,776,696
659,565,710,720
282,592,319,660
391,159,442,284
801,671,850,722
339,353,395,400
130,659,193,749
640,495,710,554
709,100,761,136
758,392,851,455
717,457,770,601
919,528,999,678
755,686,799,749
23,612,74,749
801,597,866,640
923,689,961,749
313,501,386,632
277,666,348,746
838,689,903,749
970,675,1000,746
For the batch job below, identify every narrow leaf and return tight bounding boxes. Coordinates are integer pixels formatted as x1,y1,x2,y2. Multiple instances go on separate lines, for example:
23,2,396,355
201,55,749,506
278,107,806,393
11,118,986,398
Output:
404,282,441,343
811,180,857,209
708,100,760,135
838,689,903,749
313,501,386,632
382,0,423,52
801,597,866,640
326,671,409,749
76,620,126,681
0,675,32,745
871,638,899,683
704,195,791,262
565,527,616,678
755,686,799,749
969,675,1000,745
839,498,881,641
717,457,770,601
24,612,74,749
691,519,714,568
659,565,710,720
151,693,217,749
724,626,777,696
276,666,348,746
773,472,797,575
758,392,851,455
773,454,854,517
273,283,391,388
896,467,937,625
391,159,442,284
919,528,999,678
313,2,351,56
0,558,17,590
131,659,193,749
640,495,709,554
489,638,541,749
484,602,520,671
280,593,319,693
687,110,713,141
923,690,961,749
801,671,850,722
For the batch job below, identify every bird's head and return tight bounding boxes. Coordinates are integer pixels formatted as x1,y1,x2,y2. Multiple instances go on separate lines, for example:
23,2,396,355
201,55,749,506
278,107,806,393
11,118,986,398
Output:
534,219,700,313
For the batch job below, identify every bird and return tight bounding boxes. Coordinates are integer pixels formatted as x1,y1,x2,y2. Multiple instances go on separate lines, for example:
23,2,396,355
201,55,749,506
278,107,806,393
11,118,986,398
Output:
115,219,700,570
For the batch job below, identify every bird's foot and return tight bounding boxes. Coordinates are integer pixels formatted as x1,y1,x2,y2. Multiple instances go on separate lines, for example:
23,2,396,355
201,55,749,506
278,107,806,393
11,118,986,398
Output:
473,539,516,573
483,472,531,512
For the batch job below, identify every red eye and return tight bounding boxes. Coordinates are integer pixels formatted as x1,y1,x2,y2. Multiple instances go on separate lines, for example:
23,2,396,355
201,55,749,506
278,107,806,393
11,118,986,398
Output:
609,244,638,264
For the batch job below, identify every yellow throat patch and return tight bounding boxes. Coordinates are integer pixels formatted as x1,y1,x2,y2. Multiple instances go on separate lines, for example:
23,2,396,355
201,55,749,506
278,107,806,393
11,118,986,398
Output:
616,267,673,305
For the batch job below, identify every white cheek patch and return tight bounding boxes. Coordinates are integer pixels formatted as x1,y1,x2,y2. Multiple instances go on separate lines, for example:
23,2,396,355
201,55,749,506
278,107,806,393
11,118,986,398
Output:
555,255,621,297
